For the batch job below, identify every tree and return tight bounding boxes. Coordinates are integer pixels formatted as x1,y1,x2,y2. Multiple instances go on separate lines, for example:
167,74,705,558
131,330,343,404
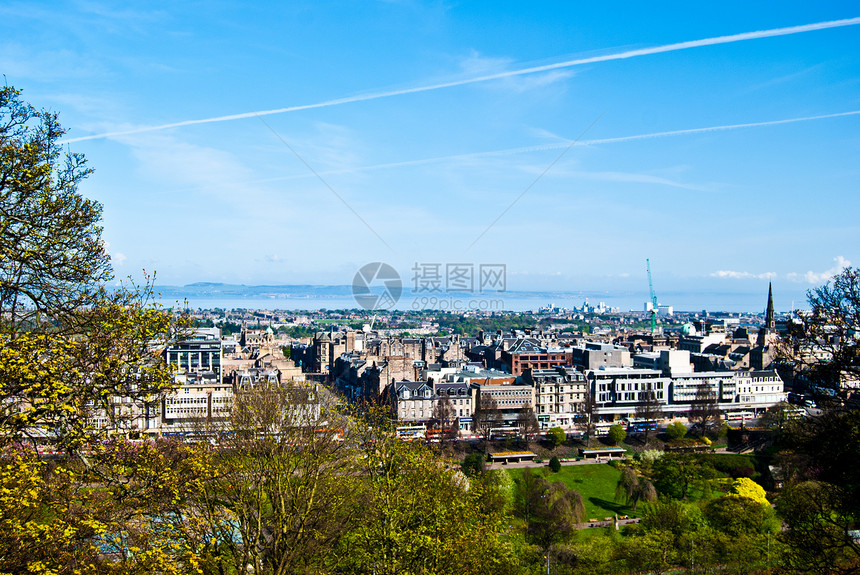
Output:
634,387,662,443
517,402,539,439
582,388,597,447
339,409,518,575
759,401,800,434
548,426,566,447
472,392,503,442
189,383,363,575
513,469,585,551
652,453,716,500
0,88,182,451
777,480,860,574
728,477,768,504
616,466,639,504
607,423,626,445
666,420,688,440
615,466,657,511
462,453,486,477
775,407,860,574
688,382,721,435
0,86,111,333
431,393,456,438
548,455,561,473
780,266,860,390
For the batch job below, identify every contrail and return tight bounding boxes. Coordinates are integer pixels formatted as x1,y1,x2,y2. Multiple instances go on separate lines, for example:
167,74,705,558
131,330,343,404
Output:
212,109,860,183
60,16,860,144
582,110,860,145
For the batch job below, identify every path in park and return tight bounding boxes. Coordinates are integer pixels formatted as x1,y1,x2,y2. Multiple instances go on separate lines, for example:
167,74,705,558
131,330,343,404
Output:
486,456,618,471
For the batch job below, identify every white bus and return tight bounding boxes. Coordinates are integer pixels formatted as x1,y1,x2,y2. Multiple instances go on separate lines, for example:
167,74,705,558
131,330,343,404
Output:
593,422,618,436
489,426,521,440
395,425,426,440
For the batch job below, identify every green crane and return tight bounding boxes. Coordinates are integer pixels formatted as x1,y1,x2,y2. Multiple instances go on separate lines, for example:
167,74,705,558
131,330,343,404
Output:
647,259,658,334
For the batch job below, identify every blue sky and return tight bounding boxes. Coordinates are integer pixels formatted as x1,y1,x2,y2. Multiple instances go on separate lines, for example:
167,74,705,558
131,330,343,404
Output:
3,1,859,311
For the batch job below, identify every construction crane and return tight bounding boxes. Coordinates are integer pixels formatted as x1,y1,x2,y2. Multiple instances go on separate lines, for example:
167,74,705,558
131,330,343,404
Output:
646,259,658,334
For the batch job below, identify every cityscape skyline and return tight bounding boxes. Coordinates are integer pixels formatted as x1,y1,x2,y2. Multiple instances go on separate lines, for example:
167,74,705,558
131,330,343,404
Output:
3,2,858,301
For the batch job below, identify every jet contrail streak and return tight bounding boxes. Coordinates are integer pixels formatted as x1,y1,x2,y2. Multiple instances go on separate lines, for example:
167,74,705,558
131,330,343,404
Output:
60,16,860,144
235,109,860,181
582,110,860,146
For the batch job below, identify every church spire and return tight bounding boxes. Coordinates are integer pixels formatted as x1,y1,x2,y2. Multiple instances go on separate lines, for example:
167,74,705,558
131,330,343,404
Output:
765,282,775,331
757,283,776,347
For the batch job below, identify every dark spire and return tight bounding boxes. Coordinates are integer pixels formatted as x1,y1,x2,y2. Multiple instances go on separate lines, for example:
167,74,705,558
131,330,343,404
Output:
756,283,775,347
765,282,775,331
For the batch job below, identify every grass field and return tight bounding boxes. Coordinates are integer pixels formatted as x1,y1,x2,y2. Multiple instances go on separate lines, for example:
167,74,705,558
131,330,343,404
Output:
507,464,640,520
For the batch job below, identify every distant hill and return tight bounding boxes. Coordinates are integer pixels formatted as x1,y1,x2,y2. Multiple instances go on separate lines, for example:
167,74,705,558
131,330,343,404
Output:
155,283,355,298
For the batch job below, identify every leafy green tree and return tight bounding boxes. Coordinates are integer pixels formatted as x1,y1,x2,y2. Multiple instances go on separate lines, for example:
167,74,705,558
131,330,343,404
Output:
549,455,561,473
607,423,626,445
775,407,860,574
513,469,585,551
704,494,775,537
616,466,639,504
641,499,704,538
0,86,110,333
548,426,566,447
618,528,678,574
626,500,708,573
666,420,687,440
652,453,716,500
615,466,657,511
0,88,182,450
340,411,518,575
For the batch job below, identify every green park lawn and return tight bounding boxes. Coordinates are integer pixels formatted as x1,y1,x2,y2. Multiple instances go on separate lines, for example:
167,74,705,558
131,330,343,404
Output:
507,464,640,520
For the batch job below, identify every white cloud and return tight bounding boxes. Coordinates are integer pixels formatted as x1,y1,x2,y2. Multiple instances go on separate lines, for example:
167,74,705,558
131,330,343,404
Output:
113,252,127,266
787,256,851,284
711,270,777,280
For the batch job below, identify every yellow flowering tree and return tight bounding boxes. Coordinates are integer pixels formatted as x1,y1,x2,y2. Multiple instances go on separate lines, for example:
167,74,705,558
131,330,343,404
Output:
0,86,195,574
728,477,769,505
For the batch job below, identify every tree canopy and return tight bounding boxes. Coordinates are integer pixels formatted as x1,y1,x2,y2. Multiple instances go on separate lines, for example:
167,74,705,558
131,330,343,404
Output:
0,87,181,449
0,86,110,333
781,266,860,390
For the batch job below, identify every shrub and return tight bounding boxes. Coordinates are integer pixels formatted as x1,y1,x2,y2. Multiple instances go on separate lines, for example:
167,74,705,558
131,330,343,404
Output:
549,456,561,473
637,450,663,466
549,426,566,446
703,454,756,479
728,477,768,504
666,421,687,440
608,424,627,445
461,453,485,476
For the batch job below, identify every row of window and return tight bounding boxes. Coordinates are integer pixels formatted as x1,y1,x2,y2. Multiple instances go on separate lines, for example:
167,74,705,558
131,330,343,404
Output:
165,407,207,415
540,386,586,393
538,405,578,413
167,397,207,405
